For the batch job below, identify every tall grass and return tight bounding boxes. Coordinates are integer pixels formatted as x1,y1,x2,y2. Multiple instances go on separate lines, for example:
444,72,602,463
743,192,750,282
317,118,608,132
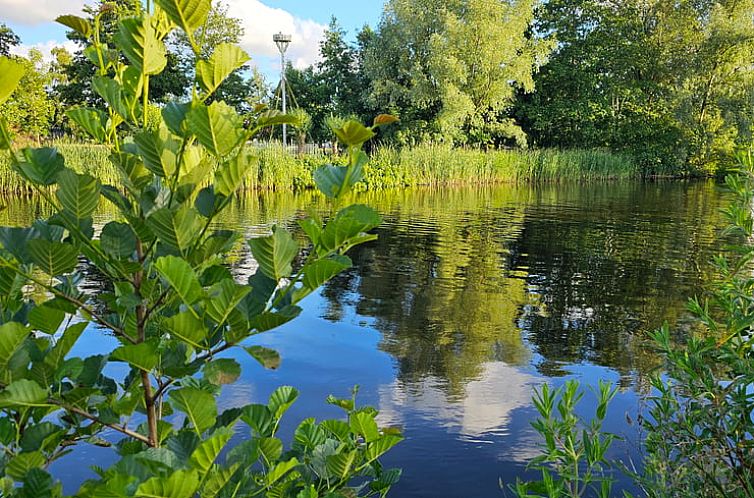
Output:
0,142,644,194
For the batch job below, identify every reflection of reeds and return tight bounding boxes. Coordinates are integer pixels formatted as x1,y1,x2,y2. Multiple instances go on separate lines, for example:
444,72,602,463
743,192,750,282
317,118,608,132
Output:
0,143,641,193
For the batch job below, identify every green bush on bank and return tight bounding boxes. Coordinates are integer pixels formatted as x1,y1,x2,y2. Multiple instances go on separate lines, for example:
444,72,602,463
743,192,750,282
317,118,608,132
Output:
0,143,646,194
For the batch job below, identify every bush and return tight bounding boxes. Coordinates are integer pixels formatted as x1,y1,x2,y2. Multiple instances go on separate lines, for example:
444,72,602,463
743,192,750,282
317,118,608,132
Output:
0,3,401,497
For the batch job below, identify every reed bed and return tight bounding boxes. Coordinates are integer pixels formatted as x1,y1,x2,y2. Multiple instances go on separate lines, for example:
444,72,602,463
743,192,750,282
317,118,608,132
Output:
0,142,644,194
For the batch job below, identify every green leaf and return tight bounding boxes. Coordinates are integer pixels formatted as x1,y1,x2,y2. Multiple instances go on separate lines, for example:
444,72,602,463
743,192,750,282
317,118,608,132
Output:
257,437,283,463
313,150,367,198
189,426,233,473
248,306,301,333
200,464,239,497
147,206,203,252
155,256,203,306
164,311,207,349
203,359,241,385
369,468,402,492
67,108,107,142
28,240,79,276
197,43,250,97
195,187,222,218
0,57,25,105
240,404,274,437
15,147,66,186
56,14,92,37
6,451,45,480
56,170,100,219
92,76,130,120
186,101,244,157
205,278,250,326
268,385,298,419
111,341,159,372
116,16,167,75
155,0,211,34
244,346,281,370
349,412,380,442
248,226,298,280
266,457,299,486
45,322,87,371
326,451,357,479
321,204,381,252
332,120,375,147
20,422,63,453
299,256,351,294
100,222,137,259
134,126,182,178
0,118,12,150
135,469,199,498
28,306,65,335
162,102,192,137
0,380,49,408
170,387,217,436
0,322,29,367
215,152,257,196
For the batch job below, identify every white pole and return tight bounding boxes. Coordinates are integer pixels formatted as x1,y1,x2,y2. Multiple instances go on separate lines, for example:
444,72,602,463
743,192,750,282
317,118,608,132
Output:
281,51,287,147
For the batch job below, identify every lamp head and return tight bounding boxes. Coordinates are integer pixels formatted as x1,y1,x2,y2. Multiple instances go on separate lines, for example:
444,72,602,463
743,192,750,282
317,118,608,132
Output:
273,33,292,54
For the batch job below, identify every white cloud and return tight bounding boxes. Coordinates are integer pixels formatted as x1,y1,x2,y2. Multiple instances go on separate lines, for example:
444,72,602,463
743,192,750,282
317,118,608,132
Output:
0,0,87,24
225,0,326,70
10,40,78,63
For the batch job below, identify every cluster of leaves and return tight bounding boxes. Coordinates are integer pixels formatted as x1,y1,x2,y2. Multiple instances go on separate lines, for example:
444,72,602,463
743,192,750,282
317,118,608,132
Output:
0,0,400,496
509,380,619,498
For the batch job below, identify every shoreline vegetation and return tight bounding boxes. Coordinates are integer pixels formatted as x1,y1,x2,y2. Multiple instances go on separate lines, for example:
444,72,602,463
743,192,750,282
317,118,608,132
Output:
0,143,701,194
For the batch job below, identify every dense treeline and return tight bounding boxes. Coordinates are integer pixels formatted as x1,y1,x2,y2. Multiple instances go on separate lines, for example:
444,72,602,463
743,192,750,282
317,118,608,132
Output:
1,0,753,174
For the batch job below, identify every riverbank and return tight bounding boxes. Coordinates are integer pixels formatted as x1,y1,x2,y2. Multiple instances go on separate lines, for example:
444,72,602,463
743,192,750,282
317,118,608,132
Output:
0,142,667,193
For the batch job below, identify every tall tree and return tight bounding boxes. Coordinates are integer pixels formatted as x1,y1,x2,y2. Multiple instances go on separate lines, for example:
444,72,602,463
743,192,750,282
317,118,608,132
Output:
169,0,254,111
0,49,56,138
318,17,360,119
517,0,754,172
0,23,20,57
365,0,550,146
59,0,188,107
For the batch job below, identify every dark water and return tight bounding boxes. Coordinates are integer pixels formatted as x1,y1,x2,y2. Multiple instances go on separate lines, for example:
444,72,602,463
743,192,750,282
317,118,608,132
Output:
1,181,730,497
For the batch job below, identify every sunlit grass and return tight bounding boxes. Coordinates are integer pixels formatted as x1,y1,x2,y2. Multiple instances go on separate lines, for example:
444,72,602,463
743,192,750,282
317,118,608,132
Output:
0,142,645,193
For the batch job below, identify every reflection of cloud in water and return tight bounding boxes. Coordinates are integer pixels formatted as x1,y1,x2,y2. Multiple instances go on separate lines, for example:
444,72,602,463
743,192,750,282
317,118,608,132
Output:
377,361,541,446
217,380,257,411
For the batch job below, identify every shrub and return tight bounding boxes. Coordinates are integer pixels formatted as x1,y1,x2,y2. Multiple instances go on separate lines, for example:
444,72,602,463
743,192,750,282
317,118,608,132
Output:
0,2,401,497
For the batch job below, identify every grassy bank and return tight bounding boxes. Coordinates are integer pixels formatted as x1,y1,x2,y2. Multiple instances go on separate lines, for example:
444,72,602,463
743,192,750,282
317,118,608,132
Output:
0,143,642,193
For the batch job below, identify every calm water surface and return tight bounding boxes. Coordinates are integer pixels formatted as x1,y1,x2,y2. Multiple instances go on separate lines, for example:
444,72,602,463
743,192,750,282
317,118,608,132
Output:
2,181,730,497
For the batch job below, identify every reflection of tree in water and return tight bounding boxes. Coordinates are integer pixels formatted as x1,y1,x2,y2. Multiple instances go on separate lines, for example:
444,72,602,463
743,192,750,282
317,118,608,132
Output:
321,182,729,392
513,182,727,383
322,188,535,394
3,182,730,394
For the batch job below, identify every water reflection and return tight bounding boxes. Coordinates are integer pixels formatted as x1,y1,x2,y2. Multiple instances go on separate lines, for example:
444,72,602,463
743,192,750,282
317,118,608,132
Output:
3,181,729,497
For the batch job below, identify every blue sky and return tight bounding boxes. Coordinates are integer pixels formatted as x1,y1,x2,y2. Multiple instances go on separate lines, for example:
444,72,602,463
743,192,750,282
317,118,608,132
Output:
2,0,385,80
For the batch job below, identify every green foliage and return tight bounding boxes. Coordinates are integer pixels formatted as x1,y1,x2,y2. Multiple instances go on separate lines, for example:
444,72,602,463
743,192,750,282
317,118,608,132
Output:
519,0,754,173
365,0,551,146
635,148,754,497
515,146,754,497
0,3,400,495
0,50,57,138
510,380,619,498
0,143,642,193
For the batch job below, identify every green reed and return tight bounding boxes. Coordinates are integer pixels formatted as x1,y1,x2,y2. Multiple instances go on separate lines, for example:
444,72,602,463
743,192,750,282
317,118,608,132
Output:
0,142,643,194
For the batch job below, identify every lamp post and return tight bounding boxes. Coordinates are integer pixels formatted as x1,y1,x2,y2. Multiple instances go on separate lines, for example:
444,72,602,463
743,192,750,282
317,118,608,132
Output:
273,32,292,147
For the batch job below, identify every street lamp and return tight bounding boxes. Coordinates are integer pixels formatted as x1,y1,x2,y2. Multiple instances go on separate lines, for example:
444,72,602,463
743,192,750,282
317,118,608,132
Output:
273,32,292,147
